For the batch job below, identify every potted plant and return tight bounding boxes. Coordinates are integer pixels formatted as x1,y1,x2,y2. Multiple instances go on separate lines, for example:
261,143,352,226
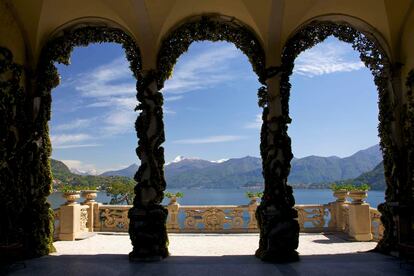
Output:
246,191,263,205
59,185,80,205
330,183,349,202
348,184,370,204
165,192,184,204
80,185,98,203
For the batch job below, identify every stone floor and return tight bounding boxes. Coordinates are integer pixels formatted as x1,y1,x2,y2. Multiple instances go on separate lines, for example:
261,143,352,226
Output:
4,233,414,275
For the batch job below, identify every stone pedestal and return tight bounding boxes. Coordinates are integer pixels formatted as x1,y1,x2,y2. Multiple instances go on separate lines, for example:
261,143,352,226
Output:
59,203,89,241
81,191,98,232
247,198,258,231
331,200,348,232
167,201,180,231
348,203,373,241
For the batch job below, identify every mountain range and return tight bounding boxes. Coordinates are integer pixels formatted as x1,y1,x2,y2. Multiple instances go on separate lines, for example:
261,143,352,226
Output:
94,144,385,189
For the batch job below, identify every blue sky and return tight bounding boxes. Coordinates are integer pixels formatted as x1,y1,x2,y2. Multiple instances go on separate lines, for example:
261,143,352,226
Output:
50,37,379,174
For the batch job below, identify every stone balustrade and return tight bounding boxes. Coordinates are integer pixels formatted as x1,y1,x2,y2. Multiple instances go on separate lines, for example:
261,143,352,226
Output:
370,207,384,241
295,204,335,233
52,192,384,242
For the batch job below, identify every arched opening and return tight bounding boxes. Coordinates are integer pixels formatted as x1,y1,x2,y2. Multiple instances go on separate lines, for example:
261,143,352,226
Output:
160,39,262,238
288,34,384,242
48,42,138,204
280,20,397,254
27,25,141,257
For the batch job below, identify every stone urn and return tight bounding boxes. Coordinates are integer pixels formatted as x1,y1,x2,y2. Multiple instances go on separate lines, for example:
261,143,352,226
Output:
248,196,259,206
333,190,348,202
81,190,97,203
168,196,178,205
348,190,368,204
62,191,80,205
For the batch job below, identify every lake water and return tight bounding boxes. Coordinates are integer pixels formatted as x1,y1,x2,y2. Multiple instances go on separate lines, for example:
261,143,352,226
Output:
48,189,386,209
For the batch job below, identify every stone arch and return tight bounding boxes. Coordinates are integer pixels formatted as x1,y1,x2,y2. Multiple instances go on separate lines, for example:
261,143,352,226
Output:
156,14,266,85
280,18,400,254
24,24,142,257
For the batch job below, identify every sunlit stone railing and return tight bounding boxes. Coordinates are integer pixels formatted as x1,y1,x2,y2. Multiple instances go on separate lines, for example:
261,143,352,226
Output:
96,205,131,232
53,208,61,240
53,191,384,242
167,204,258,233
370,207,384,241
295,204,335,233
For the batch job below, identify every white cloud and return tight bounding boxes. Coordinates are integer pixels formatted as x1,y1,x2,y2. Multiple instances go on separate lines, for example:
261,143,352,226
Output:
50,133,92,145
172,135,245,144
162,44,240,95
244,114,262,129
294,40,364,77
75,57,136,98
50,133,101,149
53,143,101,149
59,56,139,137
86,97,137,109
164,95,183,102
103,111,136,134
55,118,95,131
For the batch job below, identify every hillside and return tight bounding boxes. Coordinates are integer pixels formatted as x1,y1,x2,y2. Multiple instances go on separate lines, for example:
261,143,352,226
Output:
101,164,139,177
50,159,72,180
50,159,134,189
289,144,382,184
346,161,386,190
101,144,383,189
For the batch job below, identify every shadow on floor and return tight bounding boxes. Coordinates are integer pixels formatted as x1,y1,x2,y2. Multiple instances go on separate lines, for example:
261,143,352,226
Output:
312,234,350,244
5,252,413,276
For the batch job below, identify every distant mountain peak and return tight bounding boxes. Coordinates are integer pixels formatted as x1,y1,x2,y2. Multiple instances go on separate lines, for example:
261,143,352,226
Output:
211,158,229,163
100,163,139,177
168,156,203,164
70,168,99,176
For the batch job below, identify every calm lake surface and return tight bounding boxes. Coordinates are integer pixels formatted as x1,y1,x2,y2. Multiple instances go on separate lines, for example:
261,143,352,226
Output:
48,189,386,209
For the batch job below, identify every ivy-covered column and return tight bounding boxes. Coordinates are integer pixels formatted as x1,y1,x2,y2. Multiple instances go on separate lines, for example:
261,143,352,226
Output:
0,46,54,258
128,70,169,261
392,70,414,249
255,68,299,262
26,51,61,257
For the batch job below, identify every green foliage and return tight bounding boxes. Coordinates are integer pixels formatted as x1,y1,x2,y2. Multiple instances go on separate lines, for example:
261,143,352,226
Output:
57,184,79,193
330,182,370,191
164,192,184,198
0,47,27,247
330,183,349,191
246,191,263,198
106,179,136,205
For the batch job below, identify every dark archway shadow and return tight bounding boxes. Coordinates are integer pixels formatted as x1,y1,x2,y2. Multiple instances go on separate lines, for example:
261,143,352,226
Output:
5,252,413,276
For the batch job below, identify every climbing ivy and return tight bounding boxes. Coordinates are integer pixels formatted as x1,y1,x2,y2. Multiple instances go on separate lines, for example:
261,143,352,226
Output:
0,47,27,248
402,70,414,211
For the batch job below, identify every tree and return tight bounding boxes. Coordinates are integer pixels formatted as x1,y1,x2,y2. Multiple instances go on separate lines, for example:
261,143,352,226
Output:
106,179,136,204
